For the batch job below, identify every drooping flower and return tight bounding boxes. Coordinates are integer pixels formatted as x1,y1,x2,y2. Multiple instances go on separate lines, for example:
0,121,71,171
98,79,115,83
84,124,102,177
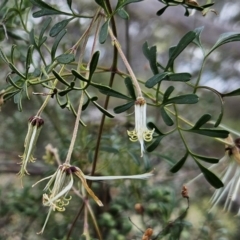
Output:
210,135,240,215
127,97,154,157
18,115,44,178
33,163,154,234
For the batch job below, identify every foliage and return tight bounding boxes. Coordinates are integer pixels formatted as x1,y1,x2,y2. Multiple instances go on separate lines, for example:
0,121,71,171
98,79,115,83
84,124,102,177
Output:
1,0,240,239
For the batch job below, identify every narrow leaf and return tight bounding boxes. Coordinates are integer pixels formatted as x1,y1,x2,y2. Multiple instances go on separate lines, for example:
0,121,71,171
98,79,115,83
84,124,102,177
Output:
71,69,88,82
145,72,169,88
99,20,109,44
208,32,240,57
187,129,229,138
125,77,136,99
165,31,196,70
167,72,191,82
52,70,70,86
95,0,107,11
67,0,72,9
156,6,168,16
192,154,219,164
39,17,52,41
222,88,240,97
117,8,129,19
89,51,100,79
96,84,132,100
92,100,114,118
51,29,67,60
8,63,25,79
193,114,211,129
114,101,134,114
164,94,199,105
0,48,9,63
170,152,188,173
50,19,71,37
142,42,159,75
160,107,174,126
56,53,75,64
163,86,174,102
146,135,164,152
147,122,164,135
195,160,223,189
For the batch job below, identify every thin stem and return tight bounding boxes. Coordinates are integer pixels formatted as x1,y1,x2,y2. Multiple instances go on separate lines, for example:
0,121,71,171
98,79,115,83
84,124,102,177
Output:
65,92,84,164
90,0,118,179
108,27,142,98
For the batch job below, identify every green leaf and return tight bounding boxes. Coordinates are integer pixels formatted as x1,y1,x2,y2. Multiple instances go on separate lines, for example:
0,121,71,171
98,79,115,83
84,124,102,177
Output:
163,86,174,102
125,77,136,99
192,26,205,54
114,101,134,114
96,84,132,100
52,70,70,86
117,8,129,19
187,129,229,138
8,63,25,79
6,76,22,89
208,32,240,57
25,45,34,77
29,29,37,47
214,111,223,128
192,154,219,164
51,29,67,60
67,0,72,9
142,42,159,75
30,0,68,17
170,152,188,173
0,48,9,63
116,0,143,9
164,94,199,105
147,122,164,135
160,107,174,126
165,30,196,70
89,51,100,79
195,160,223,189
146,135,164,152
222,88,240,97
156,6,168,16
145,72,169,88
56,53,75,64
95,0,107,11
91,100,114,118
71,69,88,82
167,72,191,82
14,90,23,112
39,17,52,42
50,19,72,37
99,20,109,44
193,114,211,129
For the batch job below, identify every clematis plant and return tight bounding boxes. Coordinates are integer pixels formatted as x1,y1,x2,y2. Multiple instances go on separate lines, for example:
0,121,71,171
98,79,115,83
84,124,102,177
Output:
33,163,154,234
127,97,155,157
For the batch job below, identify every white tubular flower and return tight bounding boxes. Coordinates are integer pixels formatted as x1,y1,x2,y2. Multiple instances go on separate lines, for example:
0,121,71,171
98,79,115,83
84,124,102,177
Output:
33,163,154,234
127,97,154,157
18,116,44,178
210,136,240,215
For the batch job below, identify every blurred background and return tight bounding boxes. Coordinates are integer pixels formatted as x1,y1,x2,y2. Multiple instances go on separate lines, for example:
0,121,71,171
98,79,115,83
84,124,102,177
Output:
1,0,240,239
